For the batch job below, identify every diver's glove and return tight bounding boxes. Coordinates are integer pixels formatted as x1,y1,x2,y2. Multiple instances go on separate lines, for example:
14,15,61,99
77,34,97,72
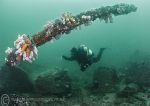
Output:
62,56,66,59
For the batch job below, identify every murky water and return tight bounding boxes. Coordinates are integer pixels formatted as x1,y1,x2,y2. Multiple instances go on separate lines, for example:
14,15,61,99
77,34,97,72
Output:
0,0,150,105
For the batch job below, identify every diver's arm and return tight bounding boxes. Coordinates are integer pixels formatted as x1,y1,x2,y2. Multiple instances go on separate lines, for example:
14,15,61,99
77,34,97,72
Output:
92,48,106,63
62,55,75,61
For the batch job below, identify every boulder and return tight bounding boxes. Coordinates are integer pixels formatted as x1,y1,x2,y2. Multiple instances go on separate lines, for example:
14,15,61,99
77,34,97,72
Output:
0,64,34,94
125,62,150,88
90,67,119,94
117,83,139,97
35,70,72,97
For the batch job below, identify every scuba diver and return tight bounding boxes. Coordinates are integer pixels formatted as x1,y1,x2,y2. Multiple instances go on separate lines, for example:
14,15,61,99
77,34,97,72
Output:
62,44,106,71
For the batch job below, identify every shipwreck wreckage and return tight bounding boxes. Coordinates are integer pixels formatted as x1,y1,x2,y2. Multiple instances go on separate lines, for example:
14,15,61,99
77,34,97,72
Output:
5,3,137,66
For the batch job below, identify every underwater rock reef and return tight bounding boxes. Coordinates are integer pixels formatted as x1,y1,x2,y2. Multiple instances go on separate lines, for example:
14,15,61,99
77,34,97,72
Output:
1,60,150,106
2,51,150,106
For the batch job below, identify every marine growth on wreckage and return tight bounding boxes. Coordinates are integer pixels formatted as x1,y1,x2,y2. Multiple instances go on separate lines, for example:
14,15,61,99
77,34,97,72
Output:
5,3,137,66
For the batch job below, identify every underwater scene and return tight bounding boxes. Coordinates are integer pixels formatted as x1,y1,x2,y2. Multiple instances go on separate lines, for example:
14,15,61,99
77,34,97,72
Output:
0,0,150,106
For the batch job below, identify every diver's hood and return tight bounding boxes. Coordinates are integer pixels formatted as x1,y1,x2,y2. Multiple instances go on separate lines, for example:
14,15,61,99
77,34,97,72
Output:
83,46,88,52
79,45,87,52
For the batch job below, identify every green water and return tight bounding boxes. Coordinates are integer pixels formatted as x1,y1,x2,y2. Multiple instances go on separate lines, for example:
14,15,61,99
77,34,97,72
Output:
0,0,150,78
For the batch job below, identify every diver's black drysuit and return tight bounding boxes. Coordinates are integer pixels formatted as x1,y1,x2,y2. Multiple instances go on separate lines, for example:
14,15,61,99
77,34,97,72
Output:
62,47,106,71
